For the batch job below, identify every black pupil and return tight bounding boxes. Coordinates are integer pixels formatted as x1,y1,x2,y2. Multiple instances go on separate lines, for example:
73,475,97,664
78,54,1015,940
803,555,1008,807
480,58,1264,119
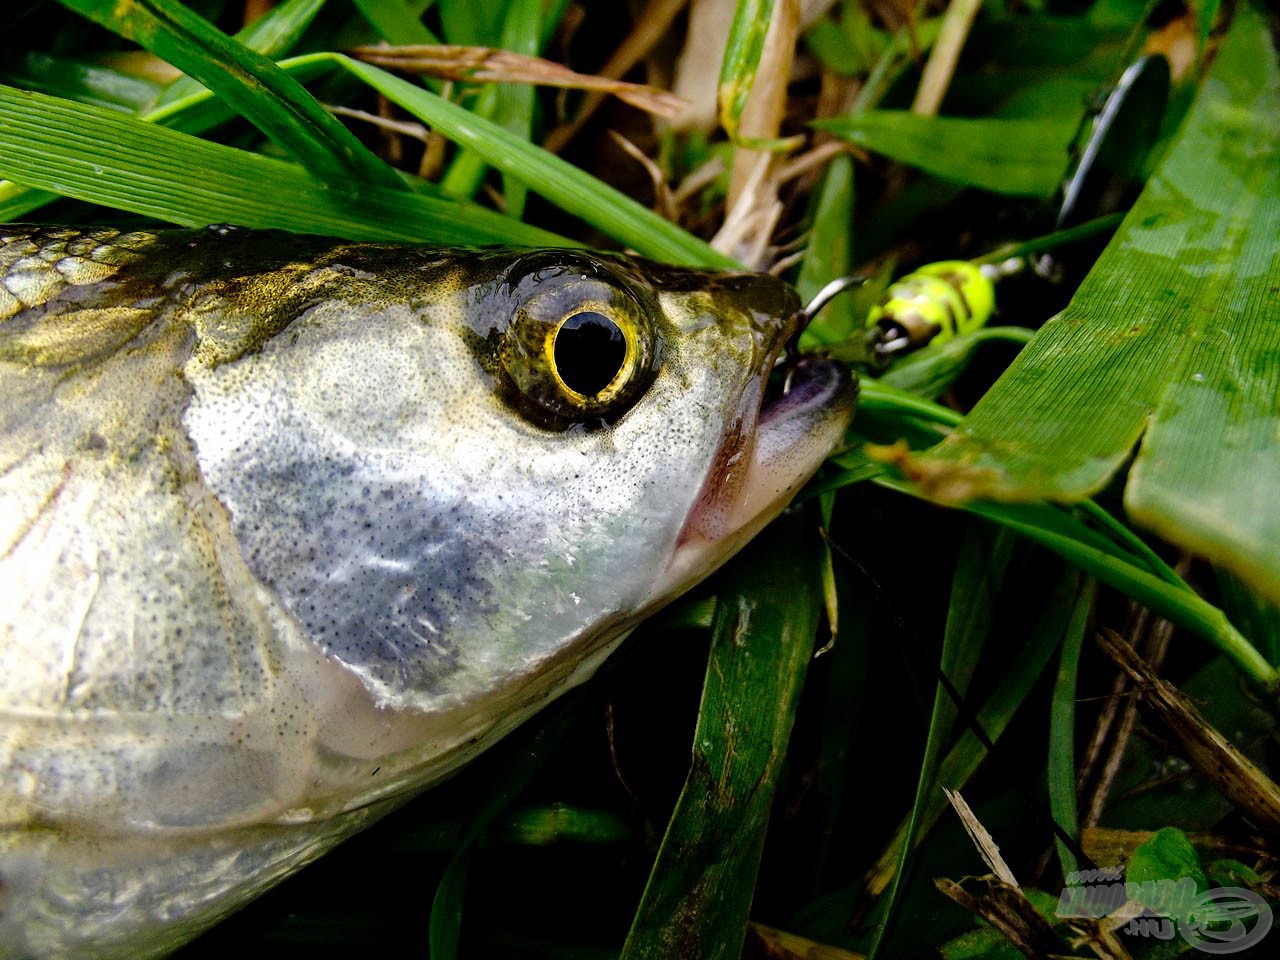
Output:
554,311,627,398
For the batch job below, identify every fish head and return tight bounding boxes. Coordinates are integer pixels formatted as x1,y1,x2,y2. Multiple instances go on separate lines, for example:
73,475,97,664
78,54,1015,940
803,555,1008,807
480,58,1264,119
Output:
181,242,855,745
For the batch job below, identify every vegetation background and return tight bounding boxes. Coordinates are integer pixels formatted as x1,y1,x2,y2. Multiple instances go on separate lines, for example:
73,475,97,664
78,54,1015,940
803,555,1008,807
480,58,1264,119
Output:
3,0,1278,956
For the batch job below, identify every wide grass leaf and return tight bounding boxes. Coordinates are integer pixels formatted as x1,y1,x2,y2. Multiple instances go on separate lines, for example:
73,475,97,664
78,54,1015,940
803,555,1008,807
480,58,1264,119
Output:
814,112,1080,197
0,84,564,247
58,0,403,189
622,511,822,959
908,4,1280,601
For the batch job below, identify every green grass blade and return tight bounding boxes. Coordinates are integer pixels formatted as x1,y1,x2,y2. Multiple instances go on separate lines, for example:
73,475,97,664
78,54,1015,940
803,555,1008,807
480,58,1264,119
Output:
429,709,574,960
338,56,736,267
0,84,566,247
0,183,61,223
877,327,1036,399
439,0,549,205
805,4,888,79
1048,577,1094,878
866,474,1279,693
493,0,546,217
225,0,330,57
936,527,1017,726
855,376,963,426
827,377,1275,691
912,6,1280,604
156,0,331,105
352,0,439,43
870,567,1089,919
854,379,1189,580
808,557,873,889
142,54,336,134
718,0,775,142
1,55,339,223
439,86,501,199
395,805,634,852
972,212,1125,266
5,45,722,264
814,112,1080,197
491,804,634,846
935,567,1087,805
867,523,1015,959
438,0,506,46
1,51,161,110
57,0,403,189
1216,570,1280,667
796,153,858,348
622,511,823,959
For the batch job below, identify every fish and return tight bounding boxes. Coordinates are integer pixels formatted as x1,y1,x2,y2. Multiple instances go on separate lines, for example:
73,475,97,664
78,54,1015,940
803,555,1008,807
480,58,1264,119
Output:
0,223,855,958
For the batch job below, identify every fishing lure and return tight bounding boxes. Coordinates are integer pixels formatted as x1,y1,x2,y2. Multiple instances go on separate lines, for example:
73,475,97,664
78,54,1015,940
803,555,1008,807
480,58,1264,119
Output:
799,259,1002,361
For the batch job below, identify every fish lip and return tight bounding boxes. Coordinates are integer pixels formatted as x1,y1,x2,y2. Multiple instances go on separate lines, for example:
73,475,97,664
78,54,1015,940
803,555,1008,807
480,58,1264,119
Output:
760,355,857,431
669,354,856,583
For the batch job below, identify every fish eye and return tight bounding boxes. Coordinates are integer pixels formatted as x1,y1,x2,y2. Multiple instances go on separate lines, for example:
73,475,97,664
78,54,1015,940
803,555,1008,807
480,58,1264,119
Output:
551,311,629,400
499,258,658,427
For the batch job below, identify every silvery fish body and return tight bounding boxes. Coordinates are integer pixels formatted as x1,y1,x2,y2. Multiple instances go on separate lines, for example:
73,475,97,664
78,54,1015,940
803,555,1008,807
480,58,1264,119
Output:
0,224,854,957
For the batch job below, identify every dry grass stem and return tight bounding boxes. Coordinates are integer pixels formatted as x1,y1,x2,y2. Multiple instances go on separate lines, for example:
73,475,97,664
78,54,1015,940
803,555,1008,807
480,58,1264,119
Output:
1096,629,1280,837
608,130,678,221
934,876,1072,959
1077,584,1182,829
544,0,690,153
670,0,737,132
747,922,866,959
350,44,689,119
777,140,850,184
713,151,784,268
326,104,432,143
911,0,984,116
671,155,727,206
944,786,1019,885
727,0,801,209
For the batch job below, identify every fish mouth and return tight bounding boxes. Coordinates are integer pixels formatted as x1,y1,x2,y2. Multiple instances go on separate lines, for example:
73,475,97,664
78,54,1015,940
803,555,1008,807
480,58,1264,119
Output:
665,353,857,591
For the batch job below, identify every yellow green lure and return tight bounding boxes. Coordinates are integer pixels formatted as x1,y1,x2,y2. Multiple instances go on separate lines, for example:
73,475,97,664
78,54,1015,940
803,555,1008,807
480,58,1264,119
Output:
866,260,997,356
